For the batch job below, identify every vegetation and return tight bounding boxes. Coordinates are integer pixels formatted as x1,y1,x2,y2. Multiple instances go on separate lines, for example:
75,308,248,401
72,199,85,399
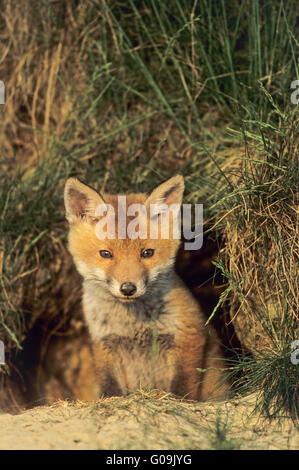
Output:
0,0,298,420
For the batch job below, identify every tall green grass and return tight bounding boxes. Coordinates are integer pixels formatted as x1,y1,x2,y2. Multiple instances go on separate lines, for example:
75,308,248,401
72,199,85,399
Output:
0,0,298,417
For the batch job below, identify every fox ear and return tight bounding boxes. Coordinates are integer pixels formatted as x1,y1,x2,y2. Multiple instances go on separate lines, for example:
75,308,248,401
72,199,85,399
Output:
64,178,106,224
145,174,184,208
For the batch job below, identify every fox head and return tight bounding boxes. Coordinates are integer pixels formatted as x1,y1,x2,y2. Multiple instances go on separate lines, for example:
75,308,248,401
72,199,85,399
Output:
64,175,184,302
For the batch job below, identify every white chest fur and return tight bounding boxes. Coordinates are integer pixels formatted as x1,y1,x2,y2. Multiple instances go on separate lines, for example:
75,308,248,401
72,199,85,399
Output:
81,280,180,393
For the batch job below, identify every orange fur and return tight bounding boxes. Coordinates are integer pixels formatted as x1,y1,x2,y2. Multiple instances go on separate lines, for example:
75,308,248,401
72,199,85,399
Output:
64,175,228,400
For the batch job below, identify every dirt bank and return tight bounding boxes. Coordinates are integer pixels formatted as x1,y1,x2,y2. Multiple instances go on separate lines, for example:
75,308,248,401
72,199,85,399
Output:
0,392,298,450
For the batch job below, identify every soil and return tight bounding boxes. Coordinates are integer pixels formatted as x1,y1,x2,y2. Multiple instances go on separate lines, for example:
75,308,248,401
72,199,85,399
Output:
0,392,298,450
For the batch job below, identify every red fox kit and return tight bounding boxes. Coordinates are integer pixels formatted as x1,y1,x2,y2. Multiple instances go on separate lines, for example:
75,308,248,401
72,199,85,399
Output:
64,175,227,400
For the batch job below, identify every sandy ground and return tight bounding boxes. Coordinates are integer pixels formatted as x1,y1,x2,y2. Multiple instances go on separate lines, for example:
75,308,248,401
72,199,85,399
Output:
0,392,298,450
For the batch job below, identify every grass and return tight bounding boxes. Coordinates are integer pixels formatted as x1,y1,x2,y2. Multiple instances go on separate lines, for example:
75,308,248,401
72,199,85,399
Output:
208,408,241,450
0,0,298,422
227,348,299,421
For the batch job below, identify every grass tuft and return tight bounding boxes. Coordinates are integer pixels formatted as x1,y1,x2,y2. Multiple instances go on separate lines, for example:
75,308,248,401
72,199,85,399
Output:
0,0,297,421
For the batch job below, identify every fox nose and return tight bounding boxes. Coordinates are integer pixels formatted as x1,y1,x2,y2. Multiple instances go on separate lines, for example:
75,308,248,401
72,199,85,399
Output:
120,282,137,297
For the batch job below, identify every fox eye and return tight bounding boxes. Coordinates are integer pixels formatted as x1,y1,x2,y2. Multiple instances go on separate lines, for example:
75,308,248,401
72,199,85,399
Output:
99,250,113,259
141,248,155,258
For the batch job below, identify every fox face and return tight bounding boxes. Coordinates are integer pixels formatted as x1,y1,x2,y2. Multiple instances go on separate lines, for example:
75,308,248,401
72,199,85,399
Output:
64,175,184,302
